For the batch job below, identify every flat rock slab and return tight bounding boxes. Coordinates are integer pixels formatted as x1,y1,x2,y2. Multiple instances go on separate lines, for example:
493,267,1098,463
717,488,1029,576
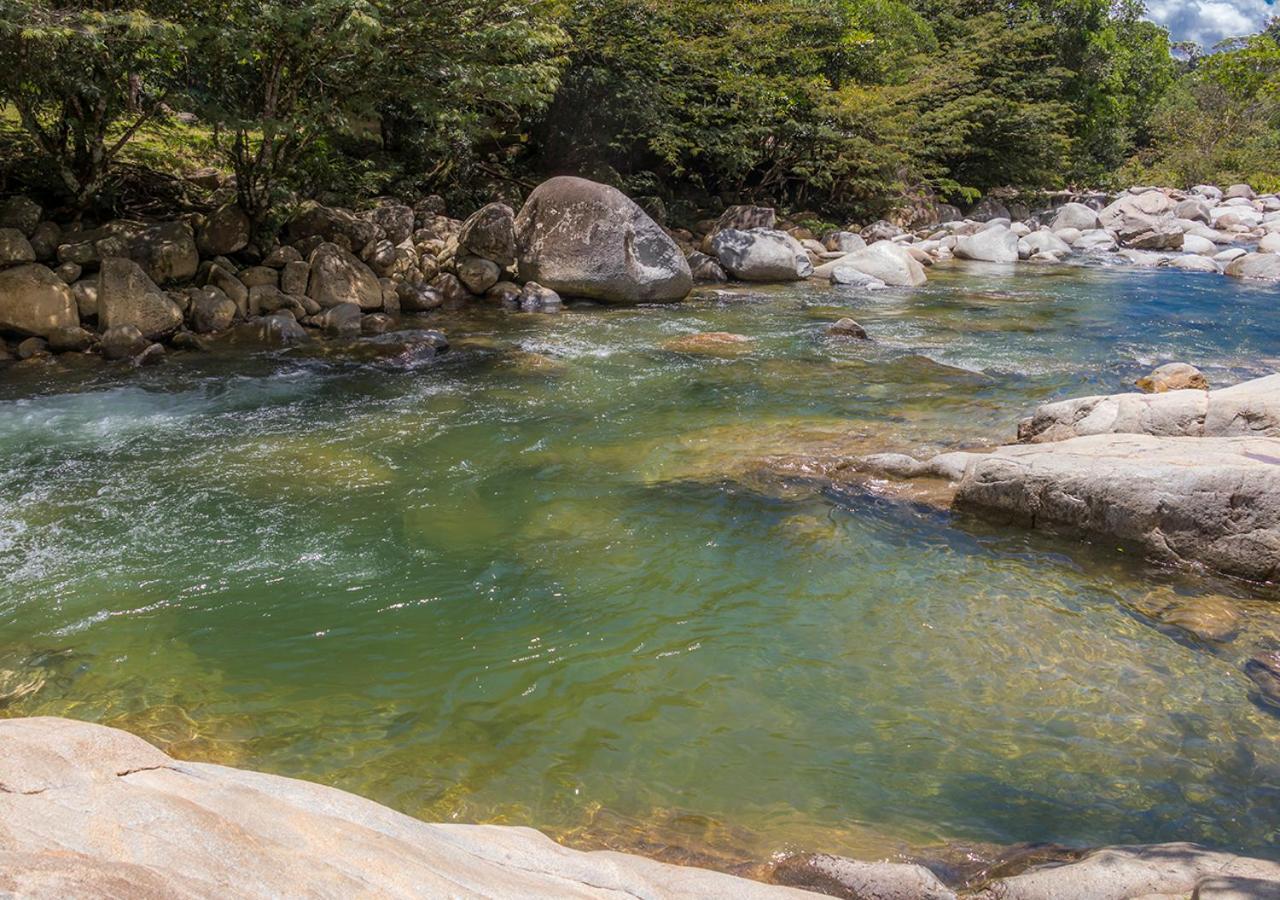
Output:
948,434,1280,581
1020,374,1280,443
973,843,1280,899
0,717,817,899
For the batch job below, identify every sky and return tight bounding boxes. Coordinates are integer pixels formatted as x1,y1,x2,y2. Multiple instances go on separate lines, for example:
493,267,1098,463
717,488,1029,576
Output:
1145,0,1275,48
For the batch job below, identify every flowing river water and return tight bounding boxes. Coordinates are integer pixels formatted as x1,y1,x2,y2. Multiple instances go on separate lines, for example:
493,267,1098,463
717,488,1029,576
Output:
3,260,1280,870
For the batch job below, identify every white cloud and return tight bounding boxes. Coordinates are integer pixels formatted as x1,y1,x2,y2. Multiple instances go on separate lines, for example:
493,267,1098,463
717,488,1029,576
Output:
1145,0,1274,48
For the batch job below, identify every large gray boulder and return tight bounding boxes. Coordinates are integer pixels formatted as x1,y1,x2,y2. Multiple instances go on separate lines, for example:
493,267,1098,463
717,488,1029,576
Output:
0,264,79,337
457,202,517,267
711,228,813,281
955,226,1020,262
812,240,926,286
306,242,383,310
1018,374,1280,443
514,176,692,303
98,257,183,339
129,220,199,284
0,717,812,900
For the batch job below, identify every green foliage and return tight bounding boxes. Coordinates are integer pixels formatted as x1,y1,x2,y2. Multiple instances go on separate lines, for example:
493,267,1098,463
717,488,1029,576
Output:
0,0,183,206
0,0,1275,221
1122,29,1280,188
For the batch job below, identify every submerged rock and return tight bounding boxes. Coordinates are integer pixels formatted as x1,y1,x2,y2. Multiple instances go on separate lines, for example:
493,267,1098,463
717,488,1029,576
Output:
662,332,754,355
826,318,869,339
771,854,956,900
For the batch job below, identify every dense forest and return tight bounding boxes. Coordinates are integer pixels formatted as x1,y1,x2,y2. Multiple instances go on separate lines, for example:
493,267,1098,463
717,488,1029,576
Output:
1,0,1278,228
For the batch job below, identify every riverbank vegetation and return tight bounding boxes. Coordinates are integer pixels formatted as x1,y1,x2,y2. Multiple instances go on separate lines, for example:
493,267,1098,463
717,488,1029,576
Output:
0,0,1277,227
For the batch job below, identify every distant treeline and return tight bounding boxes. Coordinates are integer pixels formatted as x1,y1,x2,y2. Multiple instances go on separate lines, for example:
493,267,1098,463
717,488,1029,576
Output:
1,0,1277,225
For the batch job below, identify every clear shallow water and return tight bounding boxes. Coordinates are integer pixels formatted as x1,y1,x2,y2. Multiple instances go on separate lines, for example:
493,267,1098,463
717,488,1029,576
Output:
3,260,1280,864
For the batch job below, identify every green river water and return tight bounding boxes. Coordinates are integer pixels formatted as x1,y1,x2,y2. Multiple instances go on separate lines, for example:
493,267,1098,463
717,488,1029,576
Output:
3,259,1280,867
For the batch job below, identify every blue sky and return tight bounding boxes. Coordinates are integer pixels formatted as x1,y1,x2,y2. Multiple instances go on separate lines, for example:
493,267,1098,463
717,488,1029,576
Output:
1145,0,1275,47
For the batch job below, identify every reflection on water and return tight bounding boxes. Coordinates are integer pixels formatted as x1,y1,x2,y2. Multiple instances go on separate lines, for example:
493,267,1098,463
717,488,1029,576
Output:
3,261,1280,864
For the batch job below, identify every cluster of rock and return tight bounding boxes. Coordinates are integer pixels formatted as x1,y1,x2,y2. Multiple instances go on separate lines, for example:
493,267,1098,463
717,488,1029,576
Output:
858,372,1280,583
680,182,1280,292
5,716,1279,899
0,176,698,366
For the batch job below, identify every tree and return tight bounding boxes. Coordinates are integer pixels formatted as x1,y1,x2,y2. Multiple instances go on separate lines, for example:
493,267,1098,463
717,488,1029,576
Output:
0,1,183,207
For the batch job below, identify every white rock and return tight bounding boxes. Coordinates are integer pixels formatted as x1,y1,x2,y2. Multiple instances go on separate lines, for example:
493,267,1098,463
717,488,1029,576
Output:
955,226,1020,263
811,240,927,286
1181,234,1217,256
1050,202,1100,231
1169,254,1219,272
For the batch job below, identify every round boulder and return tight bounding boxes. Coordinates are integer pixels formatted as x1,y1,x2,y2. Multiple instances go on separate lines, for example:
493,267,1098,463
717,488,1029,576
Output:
0,264,79,337
515,176,692,303
710,228,813,282
458,202,517,267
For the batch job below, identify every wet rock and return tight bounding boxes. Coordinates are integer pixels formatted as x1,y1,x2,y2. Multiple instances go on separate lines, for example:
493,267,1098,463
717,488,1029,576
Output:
687,251,729,283
1136,363,1208,394
771,854,956,900
457,202,517,267
662,332,754,355
827,318,868,339
307,243,383,310
829,267,887,288
245,312,310,347
711,228,813,281
1134,590,1242,643
0,264,79,337
486,281,522,305
457,255,501,295
319,302,363,337
397,281,444,313
515,176,692,303
1246,651,1280,710
196,204,250,257
46,326,95,353
99,324,150,361
135,342,165,366
518,281,562,313
16,336,49,359
360,312,394,335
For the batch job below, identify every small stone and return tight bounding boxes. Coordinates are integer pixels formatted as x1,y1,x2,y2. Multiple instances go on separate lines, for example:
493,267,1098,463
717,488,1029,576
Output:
16,336,49,359
827,318,869,339
135,343,166,366
517,281,562,312
1136,363,1208,393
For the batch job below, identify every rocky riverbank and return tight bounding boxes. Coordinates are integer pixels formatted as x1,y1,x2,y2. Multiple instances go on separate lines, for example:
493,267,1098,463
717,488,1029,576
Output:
4,716,1279,899
1,176,1279,370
